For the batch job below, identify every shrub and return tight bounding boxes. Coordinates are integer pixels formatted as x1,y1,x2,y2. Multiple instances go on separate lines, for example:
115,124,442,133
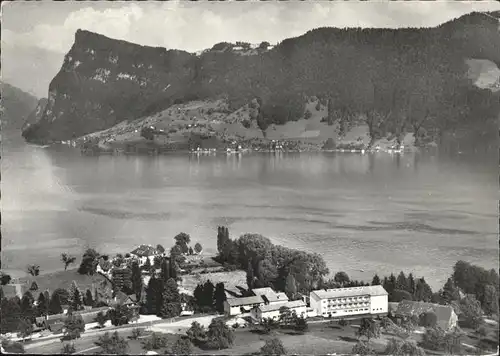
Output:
315,102,321,111
241,119,251,129
304,110,312,120
419,311,438,328
261,338,286,355
141,332,168,350
128,327,142,340
61,343,76,354
94,311,108,328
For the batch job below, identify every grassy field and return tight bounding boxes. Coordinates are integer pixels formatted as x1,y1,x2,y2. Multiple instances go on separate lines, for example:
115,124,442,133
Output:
180,270,247,297
17,268,107,295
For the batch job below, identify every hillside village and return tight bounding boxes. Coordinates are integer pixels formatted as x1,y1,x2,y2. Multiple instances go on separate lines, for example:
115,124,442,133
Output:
0,227,498,355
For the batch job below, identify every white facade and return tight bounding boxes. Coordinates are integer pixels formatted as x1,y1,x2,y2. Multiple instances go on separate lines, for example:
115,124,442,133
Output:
310,285,388,319
251,300,307,322
224,296,265,317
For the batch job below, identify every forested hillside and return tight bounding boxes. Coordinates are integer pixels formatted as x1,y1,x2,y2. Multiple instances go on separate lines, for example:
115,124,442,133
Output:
22,11,499,148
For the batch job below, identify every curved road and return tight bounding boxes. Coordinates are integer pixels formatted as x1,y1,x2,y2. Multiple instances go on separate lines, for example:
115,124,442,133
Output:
24,314,219,354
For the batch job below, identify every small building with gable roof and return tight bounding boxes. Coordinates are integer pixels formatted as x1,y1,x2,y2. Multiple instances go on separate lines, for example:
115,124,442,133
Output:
394,300,458,331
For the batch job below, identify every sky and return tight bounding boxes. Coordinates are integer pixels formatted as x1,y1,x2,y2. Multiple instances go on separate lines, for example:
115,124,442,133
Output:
2,1,500,98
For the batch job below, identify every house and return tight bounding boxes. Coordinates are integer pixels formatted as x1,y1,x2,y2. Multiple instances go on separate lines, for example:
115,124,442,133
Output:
310,285,388,319
251,300,307,322
224,296,265,317
130,245,159,259
393,300,458,331
251,288,289,304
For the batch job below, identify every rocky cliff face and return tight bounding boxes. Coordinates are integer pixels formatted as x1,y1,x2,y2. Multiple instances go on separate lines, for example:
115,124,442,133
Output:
22,12,500,144
22,30,196,142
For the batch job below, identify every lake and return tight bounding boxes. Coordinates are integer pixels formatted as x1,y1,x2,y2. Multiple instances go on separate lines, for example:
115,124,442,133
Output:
2,136,498,291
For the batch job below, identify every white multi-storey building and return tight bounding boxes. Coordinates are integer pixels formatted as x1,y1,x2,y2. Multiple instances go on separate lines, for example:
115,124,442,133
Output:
310,285,388,319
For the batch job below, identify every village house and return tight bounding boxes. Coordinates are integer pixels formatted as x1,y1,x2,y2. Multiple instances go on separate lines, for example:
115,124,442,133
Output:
223,287,292,317
251,287,289,304
393,300,459,331
309,285,389,319
251,299,307,322
224,296,265,317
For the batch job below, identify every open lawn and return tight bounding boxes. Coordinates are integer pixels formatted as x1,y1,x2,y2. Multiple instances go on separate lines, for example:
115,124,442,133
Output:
180,270,247,297
9,269,107,297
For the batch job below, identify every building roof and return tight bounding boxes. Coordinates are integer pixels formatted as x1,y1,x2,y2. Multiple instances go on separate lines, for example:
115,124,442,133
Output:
226,296,263,307
115,291,138,305
258,300,306,313
310,285,388,300
395,300,455,328
252,288,289,303
130,244,158,257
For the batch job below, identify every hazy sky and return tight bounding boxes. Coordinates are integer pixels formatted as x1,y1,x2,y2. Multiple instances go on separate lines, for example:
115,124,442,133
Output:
2,1,499,98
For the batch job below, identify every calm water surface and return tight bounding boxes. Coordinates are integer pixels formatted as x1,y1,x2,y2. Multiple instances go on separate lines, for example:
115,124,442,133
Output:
2,138,498,290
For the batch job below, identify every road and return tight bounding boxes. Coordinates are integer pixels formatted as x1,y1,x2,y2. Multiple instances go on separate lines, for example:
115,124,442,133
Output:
25,314,220,354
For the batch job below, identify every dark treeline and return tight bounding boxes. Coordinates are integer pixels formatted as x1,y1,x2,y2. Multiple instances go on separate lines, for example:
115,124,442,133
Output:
216,226,329,297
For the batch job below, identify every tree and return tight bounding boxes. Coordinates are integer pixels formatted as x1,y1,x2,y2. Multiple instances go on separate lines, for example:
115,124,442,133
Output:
131,261,143,302
194,242,203,254
160,278,181,318
246,262,255,289
261,338,286,355
482,284,499,316
61,343,76,354
37,292,49,317
141,257,152,274
214,282,226,313
371,274,381,286
145,276,162,315
0,297,22,334
94,311,108,328
29,281,38,292
78,248,99,275
414,278,433,302
68,281,83,312
206,318,234,350
0,272,12,285
168,257,177,281
94,331,129,354
174,232,191,254
27,264,40,276
18,318,33,341
201,280,215,311
406,273,416,295
294,315,308,333
338,318,348,328
186,321,207,345
53,288,70,305
356,318,381,342
459,295,483,329
396,272,408,291
160,258,170,282
279,306,296,329
63,313,85,340
284,273,298,300
217,226,230,256
84,289,94,307
48,293,63,315
259,317,280,334
421,326,447,351
156,244,165,254
384,338,426,356
334,271,350,286
188,247,194,255
21,291,35,321
441,278,460,305
168,337,193,355
61,253,76,271
153,255,162,270
352,341,375,356
108,304,133,326
258,41,271,50
419,311,438,328
391,289,413,302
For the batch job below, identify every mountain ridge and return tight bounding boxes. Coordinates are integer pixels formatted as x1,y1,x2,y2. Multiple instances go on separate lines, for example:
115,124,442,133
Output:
22,11,499,149
1,81,39,132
